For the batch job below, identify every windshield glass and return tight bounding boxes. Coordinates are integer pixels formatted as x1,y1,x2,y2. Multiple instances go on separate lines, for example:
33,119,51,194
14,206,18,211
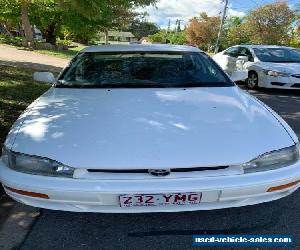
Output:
253,48,300,63
58,52,232,88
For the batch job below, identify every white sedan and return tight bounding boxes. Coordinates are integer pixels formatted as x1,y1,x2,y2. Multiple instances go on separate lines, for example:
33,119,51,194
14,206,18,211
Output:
0,44,299,213
214,45,300,89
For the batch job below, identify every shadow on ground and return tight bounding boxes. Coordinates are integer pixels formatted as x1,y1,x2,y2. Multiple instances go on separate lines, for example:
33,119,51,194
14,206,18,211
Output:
0,60,63,73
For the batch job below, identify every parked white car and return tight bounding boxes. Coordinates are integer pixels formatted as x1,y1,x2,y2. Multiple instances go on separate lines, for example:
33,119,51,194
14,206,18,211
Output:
213,50,248,83
214,45,300,89
0,45,299,213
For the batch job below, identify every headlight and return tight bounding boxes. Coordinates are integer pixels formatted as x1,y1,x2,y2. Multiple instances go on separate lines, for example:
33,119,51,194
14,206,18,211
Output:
263,70,290,77
242,144,299,173
1,147,74,178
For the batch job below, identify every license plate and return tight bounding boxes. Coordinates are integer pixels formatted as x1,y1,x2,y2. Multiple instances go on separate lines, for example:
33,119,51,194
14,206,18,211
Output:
119,192,203,207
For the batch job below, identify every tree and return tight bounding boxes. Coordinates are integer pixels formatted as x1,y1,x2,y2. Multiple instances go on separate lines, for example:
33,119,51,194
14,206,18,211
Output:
148,30,187,45
148,31,167,43
0,0,20,30
167,19,171,33
222,16,251,48
0,0,158,45
176,19,181,32
126,18,159,39
59,0,158,44
185,12,220,51
20,0,33,46
244,2,295,45
29,0,63,44
168,31,186,44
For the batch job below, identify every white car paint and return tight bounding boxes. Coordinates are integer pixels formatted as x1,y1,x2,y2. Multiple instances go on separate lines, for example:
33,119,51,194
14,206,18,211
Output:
214,45,300,89
0,44,300,213
213,53,248,82
5,87,296,169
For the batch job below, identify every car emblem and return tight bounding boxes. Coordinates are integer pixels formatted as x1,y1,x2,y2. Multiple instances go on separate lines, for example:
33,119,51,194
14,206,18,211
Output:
148,169,171,177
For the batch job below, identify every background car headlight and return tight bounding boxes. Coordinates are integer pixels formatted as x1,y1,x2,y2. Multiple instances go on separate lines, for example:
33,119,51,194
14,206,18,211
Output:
1,147,74,178
263,70,290,77
242,144,299,173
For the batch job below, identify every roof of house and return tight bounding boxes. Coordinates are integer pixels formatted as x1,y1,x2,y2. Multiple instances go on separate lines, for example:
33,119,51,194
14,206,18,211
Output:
80,44,202,53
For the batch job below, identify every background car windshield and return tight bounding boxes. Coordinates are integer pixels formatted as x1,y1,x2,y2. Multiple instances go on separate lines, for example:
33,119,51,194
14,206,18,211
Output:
253,48,300,63
59,52,232,88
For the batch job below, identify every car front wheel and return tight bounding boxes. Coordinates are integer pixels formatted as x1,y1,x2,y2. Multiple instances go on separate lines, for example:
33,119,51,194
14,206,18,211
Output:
246,71,258,89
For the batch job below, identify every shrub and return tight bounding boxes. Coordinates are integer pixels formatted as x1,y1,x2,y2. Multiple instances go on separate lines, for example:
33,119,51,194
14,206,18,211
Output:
290,37,300,48
0,35,23,46
56,39,72,46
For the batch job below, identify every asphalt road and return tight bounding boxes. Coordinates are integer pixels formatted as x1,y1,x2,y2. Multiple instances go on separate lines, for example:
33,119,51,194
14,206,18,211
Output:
17,87,300,250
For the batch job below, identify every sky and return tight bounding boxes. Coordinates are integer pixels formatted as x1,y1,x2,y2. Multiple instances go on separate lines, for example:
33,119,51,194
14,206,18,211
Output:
139,0,299,28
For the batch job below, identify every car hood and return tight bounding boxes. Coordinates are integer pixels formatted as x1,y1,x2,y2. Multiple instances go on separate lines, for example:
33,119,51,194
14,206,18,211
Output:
258,62,300,74
8,86,295,169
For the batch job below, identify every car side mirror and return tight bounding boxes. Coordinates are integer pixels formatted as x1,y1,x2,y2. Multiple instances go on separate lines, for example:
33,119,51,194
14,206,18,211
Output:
237,56,249,62
33,72,55,84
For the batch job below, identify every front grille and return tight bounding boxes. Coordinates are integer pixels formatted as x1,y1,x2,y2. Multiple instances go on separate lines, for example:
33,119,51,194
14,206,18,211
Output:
291,74,300,79
87,166,229,173
291,83,300,88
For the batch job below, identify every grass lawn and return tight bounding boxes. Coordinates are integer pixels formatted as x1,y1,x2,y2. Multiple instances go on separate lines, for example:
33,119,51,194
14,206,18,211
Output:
34,45,86,59
0,66,50,148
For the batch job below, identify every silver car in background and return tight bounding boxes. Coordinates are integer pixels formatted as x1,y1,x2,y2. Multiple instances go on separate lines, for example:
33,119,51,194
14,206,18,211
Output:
214,45,300,89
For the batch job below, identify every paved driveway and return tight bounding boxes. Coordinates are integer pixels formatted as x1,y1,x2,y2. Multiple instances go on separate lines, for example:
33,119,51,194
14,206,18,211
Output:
0,44,68,72
19,88,300,250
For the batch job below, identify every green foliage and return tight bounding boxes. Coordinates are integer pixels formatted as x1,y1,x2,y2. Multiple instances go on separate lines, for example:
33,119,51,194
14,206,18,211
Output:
0,0,158,45
0,0,20,26
148,31,187,45
244,2,295,45
0,34,23,46
35,45,84,59
222,17,251,49
290,37,300,48
148,31,167,43
126,19,159,39
56,39,71,46
167,32,187,45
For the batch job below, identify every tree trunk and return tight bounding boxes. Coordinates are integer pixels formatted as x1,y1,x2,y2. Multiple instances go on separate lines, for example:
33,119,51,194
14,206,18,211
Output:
104,30,109,45
21,0,33,47
44,23,57,45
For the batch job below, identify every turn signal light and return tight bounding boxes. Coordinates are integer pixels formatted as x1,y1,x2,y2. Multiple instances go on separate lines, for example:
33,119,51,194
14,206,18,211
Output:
267,180,300,192
4,185,49,199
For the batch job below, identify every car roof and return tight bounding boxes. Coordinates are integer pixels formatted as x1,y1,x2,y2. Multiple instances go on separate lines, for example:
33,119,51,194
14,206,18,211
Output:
232,45,293,49
80,44,202,53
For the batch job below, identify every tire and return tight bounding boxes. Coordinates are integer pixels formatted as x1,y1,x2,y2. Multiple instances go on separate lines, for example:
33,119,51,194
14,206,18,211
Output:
246,71,258,89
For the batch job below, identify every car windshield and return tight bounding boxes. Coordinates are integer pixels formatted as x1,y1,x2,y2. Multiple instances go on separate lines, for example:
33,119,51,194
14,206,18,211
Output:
58,51,232,88
253,48,300,63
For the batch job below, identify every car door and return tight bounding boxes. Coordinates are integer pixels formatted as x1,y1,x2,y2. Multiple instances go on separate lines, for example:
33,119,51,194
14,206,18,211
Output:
237,47,255,70
218,47,240,75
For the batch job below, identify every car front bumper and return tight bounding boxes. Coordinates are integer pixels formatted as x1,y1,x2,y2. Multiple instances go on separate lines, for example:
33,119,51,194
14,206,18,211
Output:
0,159,299,213
258,74,300,89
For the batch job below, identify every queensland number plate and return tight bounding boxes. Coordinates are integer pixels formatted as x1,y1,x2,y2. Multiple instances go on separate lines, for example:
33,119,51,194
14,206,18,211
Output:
119,192,202,207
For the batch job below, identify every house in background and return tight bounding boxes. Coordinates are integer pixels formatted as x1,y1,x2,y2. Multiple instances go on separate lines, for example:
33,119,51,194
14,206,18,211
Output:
98,31,137,43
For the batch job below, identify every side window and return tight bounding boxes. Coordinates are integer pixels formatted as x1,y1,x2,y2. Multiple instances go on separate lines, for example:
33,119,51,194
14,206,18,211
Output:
238,47,254,62
223,47,239,57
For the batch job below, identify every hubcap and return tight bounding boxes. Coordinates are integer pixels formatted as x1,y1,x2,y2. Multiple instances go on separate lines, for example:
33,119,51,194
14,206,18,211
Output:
248,74,258,88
